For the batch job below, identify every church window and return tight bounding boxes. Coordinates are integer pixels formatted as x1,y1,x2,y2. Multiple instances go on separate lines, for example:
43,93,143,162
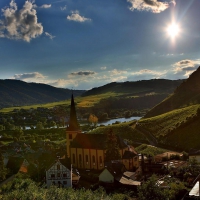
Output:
57,173,60,177
79,154,82,162
85,155,89,165
99,156,103,166
63,173,67,177
51,174,55,178
92,155,95,165
73,154,76,164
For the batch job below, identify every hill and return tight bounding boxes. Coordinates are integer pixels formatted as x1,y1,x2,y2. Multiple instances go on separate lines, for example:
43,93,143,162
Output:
0,79,85,108
137,67,200,151
145,66,200,118
82,79,183,97
80,79,183,115
138,105,200,151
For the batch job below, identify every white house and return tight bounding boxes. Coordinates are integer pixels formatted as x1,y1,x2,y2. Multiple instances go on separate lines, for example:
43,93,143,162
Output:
46,160,72,188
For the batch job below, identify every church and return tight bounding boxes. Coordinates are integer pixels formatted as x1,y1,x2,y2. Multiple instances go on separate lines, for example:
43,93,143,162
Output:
66,93,139,171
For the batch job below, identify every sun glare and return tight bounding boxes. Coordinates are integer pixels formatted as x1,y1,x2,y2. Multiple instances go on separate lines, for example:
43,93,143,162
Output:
167,23,180,38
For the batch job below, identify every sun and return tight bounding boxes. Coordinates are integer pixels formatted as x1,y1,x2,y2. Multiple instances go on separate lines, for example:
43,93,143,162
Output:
167,23,180,38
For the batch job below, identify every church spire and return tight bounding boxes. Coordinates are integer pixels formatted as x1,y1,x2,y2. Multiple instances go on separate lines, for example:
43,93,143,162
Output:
67,92,80,131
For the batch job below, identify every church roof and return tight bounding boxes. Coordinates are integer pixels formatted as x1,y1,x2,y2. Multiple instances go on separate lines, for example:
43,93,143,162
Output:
67,93,80,131
70,134,127,149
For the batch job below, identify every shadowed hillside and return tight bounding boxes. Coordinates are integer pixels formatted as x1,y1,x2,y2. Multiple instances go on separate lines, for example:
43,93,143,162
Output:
82,79,183,97
0,79,85,108
144,66,200,118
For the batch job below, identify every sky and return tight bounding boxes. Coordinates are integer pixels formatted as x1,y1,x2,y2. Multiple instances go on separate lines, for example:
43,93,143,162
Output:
0,0,200,90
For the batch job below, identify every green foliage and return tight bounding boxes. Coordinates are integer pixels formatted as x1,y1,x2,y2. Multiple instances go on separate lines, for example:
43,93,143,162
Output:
138,175,167,200
90,121,147,143
36,122,44,130
0,150,8,181
0,178,128,200
139,104,200,150
105,129,121,162
135,144,166,157
138,175,186,200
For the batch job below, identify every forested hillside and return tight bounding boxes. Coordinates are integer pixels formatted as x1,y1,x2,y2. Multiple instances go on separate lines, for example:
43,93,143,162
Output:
0,80,85,108
145,66,200,118
137,67,200,151
82,79,183,97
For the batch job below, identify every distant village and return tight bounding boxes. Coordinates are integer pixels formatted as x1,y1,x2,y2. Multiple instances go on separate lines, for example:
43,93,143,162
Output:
1,94,200,199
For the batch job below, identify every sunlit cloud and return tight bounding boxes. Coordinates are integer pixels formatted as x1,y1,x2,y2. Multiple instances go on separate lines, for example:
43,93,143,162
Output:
39,4,51,9
12,72,46,80
0,0,43,42
45,32,56,39
109,69,127,75
127,0,175,13
173,59,200,77
67,10,91,22
51,79,79,88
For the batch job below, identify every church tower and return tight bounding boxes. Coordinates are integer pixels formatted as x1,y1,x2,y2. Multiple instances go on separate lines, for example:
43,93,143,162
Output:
66,93,82,158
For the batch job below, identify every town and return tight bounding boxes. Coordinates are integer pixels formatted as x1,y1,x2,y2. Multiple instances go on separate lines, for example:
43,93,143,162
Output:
1,93,200,200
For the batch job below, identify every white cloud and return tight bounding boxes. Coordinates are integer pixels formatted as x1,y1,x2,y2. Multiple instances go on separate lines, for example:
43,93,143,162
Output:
60,5,67,11
100,66,107,70
51,79,79,88
67,10,91,22
132,69,164,76
0,0,43,42
45,32,56,39
173,59,200,77
127,0,175,13
13,72,46,80
40,4,51,9
125,68,166,81
109,69,128,75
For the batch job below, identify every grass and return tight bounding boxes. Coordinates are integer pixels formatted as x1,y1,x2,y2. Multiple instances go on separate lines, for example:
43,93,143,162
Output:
89,121,147,144
138,104,200,138
0,92,124,113
138,104,200,151
135,144,167,156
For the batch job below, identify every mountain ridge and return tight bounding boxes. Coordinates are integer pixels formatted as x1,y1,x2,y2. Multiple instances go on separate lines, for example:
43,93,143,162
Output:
0,79,85,108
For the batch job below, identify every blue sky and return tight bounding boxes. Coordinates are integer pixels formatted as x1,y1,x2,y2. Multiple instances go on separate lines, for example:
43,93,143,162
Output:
0,0,199,90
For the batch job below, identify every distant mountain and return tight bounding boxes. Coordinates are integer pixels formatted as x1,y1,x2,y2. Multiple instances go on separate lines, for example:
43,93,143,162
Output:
145,66,200,118
82,79,183,97
0,79,85,108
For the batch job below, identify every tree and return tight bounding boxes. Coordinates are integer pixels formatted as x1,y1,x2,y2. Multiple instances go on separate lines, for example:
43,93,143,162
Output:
50,120,56,128
36,122,44,130
105,129,121,162
88,114,98,127
14,129,24,141
138,175,167,200
0,150,8,181
124,110,131,118
99,113,108,121
0,125,4,131
138,174,186,200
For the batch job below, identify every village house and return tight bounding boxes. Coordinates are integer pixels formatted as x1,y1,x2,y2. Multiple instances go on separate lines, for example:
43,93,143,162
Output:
46,159,72,188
